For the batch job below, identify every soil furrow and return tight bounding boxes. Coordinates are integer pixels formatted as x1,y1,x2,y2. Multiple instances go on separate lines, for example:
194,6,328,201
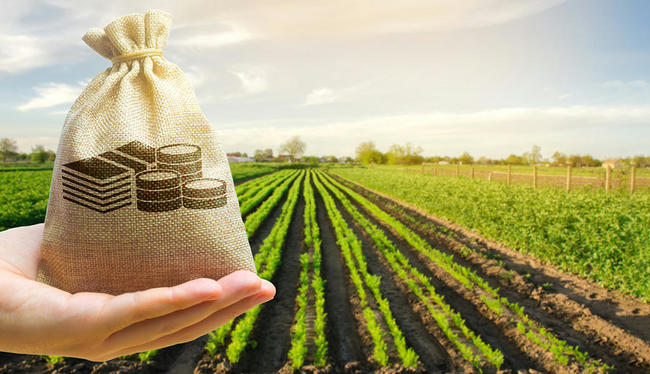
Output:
332,173,649,372
314,189,364,371
235,187,305,373
332,174,650,342
248,191,290,256
329,183,540,373
329,190,452,372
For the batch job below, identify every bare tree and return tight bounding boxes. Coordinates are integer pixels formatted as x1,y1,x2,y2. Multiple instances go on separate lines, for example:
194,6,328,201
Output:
279,136,306,162
0,138,18,162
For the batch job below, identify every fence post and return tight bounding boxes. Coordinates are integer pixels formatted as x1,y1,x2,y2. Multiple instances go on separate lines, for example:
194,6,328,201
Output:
631,166,636,194
433,166,437,176
488,172,493,182
471,167,475,180
566,165,572,193
507,165,512,186
605,165,611,193
456,163,460,178
533,165,538,189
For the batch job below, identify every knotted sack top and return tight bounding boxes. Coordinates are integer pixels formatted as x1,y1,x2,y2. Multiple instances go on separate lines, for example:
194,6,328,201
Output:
82,10,171,64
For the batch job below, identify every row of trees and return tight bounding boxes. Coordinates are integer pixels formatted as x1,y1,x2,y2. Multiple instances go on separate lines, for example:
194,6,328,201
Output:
355,142,650,168
249,137,350,163
0,138,55,164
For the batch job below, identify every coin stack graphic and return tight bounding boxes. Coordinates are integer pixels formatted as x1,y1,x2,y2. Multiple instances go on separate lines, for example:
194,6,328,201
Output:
61,157,133,213
156,144,202,182
62,140,228,213
100,140,156,173
135,170,183,212
182,178,227,209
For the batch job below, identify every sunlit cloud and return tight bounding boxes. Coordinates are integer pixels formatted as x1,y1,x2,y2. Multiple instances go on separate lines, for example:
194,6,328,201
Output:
16,80,88,111
216,105,650,158
174,22,254,49
602,80,649,90
303,86,361,106
230,67,269,95
0,34,55,73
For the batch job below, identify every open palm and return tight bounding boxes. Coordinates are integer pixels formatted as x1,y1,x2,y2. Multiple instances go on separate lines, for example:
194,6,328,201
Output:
0,224,274,361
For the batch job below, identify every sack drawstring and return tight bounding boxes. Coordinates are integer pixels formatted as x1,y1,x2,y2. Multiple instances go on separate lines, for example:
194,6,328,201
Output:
111,48,163,64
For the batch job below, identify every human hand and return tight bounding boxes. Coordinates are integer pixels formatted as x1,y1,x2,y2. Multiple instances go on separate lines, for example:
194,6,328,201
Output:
0,223,274,361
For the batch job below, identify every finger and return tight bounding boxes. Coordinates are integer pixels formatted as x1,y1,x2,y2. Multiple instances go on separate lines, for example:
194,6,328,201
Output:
101,276,269,350
108,280,275,358
0,223,44,279
99,271,261,332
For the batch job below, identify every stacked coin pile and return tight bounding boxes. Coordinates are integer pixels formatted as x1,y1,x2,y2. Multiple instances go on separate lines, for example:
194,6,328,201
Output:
135,170,182,212
156,144,202,182
61,157,133,213
182,178,227,209
99,140,157,173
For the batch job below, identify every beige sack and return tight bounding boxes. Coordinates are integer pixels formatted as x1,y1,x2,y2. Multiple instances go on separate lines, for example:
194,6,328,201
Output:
37,10,256,294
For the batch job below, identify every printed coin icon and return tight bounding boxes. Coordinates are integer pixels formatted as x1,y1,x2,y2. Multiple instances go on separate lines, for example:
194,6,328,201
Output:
182,178,227,209
136,169,182,212
156,144,202,183
156,144,201,163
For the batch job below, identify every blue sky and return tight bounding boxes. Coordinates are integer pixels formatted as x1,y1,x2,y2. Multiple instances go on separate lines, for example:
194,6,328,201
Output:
1,0,649,159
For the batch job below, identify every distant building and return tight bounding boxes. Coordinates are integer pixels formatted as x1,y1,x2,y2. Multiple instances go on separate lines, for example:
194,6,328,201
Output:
228,156,254,163
438,161,449,165
602,158,622,169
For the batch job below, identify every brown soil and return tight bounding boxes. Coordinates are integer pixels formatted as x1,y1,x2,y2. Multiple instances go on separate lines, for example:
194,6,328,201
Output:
331,173,650,373
235,190,306,373
328,191,454,372
4,171,648,373
314,188,364,369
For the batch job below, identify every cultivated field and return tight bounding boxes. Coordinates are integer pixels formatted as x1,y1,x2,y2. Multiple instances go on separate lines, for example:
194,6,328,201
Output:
1,166,649,373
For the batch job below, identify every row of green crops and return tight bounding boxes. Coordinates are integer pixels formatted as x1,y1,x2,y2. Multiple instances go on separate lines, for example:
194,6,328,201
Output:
0,170,51,231
240,171,299,216
323,172,609,371
205,171,305,363
127,171,297,363
287,171,328,368
227,163,278,181
243,171,301,237
331,167,650,302
0,164,284,232
313,172,419,367
237,170,292,203
317,171,503,370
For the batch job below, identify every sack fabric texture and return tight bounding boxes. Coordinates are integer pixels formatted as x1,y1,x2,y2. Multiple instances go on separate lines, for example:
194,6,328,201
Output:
37,10,256,294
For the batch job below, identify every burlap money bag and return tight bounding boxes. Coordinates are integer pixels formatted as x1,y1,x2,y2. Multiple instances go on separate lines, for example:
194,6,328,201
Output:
37,10,256,294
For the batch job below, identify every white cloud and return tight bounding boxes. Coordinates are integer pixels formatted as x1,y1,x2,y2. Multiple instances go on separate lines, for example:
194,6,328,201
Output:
0,1,566,74
304,88,339,106
217,0,567,37
303,86,361,106
174,22,254,49
230,67,269,95
0,34,54,73
16,81,87,111
602,80,649,90
216,105,650,158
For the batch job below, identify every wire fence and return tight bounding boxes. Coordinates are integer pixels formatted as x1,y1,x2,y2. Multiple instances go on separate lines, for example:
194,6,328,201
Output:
405,164,650,193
